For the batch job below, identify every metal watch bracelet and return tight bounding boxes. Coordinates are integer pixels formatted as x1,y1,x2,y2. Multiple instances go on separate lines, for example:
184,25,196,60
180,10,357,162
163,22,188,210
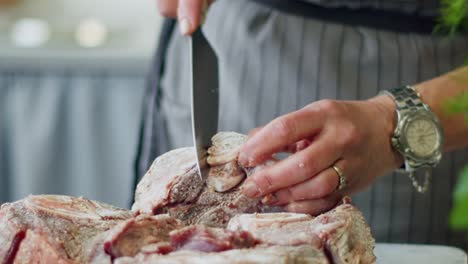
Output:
380,86,433,193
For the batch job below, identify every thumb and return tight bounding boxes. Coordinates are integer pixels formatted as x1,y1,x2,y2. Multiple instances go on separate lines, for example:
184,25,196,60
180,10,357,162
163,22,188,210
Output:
178,0,205,35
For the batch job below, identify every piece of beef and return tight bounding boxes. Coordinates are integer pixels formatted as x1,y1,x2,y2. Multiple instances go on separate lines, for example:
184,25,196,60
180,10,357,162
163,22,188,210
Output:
0,204,25,264
169,225,257,253
12,230,71,264
114,245,329,264
0,129,376,264
132,147,205,214
138,242,175,255
165,186,268,227
0,195,132,264
206,132,247,166
132,132,280,228
313,202,375,264
103,214,182,258
227,212,322,247
227,201,376,264
206,160,245,192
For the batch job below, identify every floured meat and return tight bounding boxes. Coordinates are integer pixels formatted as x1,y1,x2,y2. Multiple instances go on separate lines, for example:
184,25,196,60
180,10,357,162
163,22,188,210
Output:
13,230,71,264
227,201,376,264
227,212,322,247
114,245,329,264
103,214,182,258
165,186,267,227
132,148,205,214
314,202,375,264
169,225,257,253
0,195,132,264
206,160,245,192
132,132,280,228
206,132,247,166
0,131,376,264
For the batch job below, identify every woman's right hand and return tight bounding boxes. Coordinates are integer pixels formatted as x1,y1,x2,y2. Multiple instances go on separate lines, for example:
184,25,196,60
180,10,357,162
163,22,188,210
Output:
158,0,215,35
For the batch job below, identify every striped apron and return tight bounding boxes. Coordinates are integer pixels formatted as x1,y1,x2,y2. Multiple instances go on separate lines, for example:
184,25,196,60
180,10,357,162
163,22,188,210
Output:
136,0,468,249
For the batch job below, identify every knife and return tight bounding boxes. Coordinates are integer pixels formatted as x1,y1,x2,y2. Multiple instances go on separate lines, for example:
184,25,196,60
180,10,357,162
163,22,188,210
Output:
189,27,219,180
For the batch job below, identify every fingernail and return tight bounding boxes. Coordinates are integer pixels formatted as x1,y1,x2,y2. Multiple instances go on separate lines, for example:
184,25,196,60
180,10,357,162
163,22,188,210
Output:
179,18,192,35
242,181,260,197
238,152,248,166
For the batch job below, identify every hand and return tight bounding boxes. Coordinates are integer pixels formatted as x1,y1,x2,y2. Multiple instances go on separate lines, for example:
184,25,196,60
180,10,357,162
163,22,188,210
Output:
158,0,215,35
239,97,403,215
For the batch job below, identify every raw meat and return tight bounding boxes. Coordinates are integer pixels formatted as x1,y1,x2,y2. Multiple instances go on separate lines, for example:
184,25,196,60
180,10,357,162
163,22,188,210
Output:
169,225,257,253
12,230,71,264
132,147,205,214
0,195,132,264
227,212,322,246
165,185,267,227
103,214,182,258
314,202,376,264
227,201,376,264
0,131,377,264
132,132,279,228
114,245,329,264
206,160,245,192
206,132,247,166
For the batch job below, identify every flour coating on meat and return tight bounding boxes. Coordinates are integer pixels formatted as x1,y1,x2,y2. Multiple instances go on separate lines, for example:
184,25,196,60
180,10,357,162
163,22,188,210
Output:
0,132,376,264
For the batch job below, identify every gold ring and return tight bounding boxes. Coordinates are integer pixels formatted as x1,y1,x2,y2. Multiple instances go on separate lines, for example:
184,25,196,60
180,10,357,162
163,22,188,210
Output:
332,165,347,191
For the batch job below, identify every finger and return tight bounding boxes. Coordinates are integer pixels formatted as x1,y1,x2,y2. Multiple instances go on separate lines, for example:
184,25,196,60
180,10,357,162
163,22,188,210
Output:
158,0,178,17
239,107,325,167
242,133,341,198
267,160,347,205
285,196,341,216
247,127,309,155
178,0,205,35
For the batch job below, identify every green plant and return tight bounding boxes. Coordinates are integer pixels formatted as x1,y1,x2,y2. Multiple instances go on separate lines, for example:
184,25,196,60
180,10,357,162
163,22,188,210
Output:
445,90,468,120
436,0,468,232
435,0,468,34
448,94,468,229
451,166,468,230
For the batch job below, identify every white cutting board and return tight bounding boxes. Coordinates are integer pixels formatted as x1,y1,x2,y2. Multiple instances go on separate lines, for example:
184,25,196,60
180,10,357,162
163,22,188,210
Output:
375,243,467,264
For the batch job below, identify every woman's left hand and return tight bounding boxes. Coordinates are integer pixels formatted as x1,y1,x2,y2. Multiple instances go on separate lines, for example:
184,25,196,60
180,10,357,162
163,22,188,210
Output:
239,96,403,215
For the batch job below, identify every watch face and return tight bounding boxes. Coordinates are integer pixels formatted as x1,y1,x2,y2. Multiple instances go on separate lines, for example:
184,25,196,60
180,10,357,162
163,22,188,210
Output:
405,117,441,157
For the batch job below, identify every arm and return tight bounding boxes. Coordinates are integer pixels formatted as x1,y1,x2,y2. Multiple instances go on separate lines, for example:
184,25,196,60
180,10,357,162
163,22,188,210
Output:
414,66,468,151
239,66,468,215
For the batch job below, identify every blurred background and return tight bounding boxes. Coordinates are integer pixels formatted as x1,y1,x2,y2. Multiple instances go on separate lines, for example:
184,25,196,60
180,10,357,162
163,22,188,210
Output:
0,0,162,208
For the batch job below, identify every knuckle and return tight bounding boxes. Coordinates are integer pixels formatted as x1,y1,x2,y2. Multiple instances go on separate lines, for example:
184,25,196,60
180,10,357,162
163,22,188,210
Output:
317,99,341,115
295,157,317,179
338,122,362,148
271,117,296,140
297,153,320,175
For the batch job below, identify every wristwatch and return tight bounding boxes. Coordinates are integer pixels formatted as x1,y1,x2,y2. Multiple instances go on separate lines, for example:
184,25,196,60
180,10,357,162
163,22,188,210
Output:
381,86,444,193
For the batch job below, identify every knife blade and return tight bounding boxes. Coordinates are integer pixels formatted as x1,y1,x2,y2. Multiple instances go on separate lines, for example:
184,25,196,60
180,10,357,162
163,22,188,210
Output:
189,27,219,180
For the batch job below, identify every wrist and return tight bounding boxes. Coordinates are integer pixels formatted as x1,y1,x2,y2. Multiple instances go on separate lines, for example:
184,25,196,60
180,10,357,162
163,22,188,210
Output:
367,95,404,169
367,95,397,138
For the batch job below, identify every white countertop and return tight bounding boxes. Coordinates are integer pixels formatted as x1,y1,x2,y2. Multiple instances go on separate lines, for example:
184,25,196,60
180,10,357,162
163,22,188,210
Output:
375,243,467,264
